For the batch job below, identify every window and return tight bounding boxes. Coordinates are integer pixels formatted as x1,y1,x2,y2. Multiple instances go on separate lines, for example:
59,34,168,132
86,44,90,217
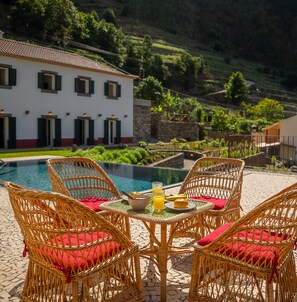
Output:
0,64,16,88
38,71,61,92
74,76,94,95
104,81,121,99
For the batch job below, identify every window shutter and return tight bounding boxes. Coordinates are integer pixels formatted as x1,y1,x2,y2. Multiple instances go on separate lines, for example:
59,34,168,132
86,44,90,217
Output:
74,119,81,145
103,120,109,144
54,118,62,147
38,72,44,89
37,118,46,147
104,82,109,96
116,84,121,98
87,119,94,145
8,117,16,149
55,75,62,91
115,120,121,144
9,68,17,86
89,80,95,94
74,78,80,92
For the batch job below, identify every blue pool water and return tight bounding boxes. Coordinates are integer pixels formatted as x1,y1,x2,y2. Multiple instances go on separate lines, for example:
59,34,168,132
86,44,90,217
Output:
0,160,187,192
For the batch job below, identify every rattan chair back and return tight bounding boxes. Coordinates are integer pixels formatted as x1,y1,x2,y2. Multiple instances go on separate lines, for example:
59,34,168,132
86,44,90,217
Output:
174,157,245,238
6,181,143,302
189,183,297,301
47,157,121,200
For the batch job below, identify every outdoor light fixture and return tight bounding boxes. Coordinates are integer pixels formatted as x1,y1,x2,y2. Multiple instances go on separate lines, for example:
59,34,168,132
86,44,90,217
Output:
83,113,87,117
25,110,30,115
0,109,4,113
98,113,102,117
66,112,70,116
111,114,115,119
48,111,52,115
124,114,128,118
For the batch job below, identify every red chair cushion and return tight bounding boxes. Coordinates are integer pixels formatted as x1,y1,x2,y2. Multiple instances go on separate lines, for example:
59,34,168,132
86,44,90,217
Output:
41,232,122,281
198,222,233,246
191,195,227,210
79,196,112,211
198,222,285,269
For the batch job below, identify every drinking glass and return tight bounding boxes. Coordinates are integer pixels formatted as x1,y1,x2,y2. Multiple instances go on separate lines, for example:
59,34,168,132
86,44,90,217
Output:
153,186,165,212
152,181,163,196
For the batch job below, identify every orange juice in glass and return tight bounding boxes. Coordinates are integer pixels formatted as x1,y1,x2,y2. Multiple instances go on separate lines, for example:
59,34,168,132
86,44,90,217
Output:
153,192,165,211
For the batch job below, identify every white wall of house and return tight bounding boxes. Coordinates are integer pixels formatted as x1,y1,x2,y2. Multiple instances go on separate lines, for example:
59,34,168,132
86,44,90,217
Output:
280,115,297,147
0,55,133,143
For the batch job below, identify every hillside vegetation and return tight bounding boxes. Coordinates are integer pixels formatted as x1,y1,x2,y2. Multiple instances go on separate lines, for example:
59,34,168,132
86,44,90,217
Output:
1,0,297,107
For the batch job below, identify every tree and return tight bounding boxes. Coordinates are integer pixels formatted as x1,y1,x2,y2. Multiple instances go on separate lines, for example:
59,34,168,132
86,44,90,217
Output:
135,76,164,106
174,51,204,90
210,108,240,133
147,54,170,82
140,35,153,65
101,8,116,25
43,0,79,45
250,98,284,122
224,71,249,104
9,0,47,38
95,20,126,65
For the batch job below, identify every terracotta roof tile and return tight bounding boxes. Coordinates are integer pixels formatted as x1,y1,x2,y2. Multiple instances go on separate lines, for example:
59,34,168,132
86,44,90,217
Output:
0,38,136,79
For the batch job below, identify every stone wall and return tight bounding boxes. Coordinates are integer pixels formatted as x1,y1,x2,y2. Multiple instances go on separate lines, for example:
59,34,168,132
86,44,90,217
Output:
133,98,151,142
150,152,184,169
242,152,266,167
151,113,200,142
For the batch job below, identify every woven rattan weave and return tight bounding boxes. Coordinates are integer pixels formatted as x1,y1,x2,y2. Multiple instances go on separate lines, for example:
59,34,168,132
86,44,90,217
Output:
174,157,244,239
188,183,297,302
6,182,143,302
47,157,130,237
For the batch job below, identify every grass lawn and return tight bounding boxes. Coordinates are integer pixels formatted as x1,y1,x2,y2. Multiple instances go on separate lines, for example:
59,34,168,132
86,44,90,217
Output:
0,149,73,158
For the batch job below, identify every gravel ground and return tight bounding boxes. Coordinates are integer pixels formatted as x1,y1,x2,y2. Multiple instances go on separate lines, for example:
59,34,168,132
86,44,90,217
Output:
0,169,297,301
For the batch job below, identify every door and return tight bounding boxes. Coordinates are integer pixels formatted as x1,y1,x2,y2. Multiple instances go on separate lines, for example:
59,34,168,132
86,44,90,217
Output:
0,118,4,148
38,118,56,147
108,119,116,144
74,119,88,145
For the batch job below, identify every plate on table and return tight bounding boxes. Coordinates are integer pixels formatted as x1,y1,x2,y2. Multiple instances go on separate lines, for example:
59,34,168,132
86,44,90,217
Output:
165,202,196,212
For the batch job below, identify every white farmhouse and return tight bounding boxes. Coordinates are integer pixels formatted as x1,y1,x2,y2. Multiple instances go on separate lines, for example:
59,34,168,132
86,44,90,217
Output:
0,37,137,149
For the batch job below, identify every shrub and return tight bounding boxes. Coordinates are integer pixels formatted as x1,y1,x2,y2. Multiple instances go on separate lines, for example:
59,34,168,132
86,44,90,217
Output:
179,143,190,150
73,149,86,157
102,152,115,161
157,141,166,146
146,156,154,164
136,148,148,158
132,150,142,161
138,141,148,147
141,159,148,165
117,156,131,164
94,145,106,154
125,153,138,164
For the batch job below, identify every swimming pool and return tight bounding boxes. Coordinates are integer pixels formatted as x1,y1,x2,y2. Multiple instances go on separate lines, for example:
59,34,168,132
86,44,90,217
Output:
0,160,187,192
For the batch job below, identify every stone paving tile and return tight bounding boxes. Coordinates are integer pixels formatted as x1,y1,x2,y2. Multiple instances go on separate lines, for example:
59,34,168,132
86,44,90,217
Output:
1,171,297,301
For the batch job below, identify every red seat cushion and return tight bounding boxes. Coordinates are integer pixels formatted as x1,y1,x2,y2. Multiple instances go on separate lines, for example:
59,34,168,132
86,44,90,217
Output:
198,222,285,270
41,232,122,282
198,222,233,246
79,196,112,211
191,195,227,210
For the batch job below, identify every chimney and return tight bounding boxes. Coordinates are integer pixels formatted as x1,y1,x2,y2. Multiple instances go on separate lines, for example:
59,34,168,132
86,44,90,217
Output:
0,31,4,38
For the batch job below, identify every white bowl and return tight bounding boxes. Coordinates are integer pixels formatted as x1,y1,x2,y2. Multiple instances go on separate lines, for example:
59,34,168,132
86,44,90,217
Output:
128,194,150,211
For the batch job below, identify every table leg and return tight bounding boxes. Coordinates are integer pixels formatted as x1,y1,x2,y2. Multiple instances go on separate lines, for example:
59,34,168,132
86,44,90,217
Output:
159,223,168,301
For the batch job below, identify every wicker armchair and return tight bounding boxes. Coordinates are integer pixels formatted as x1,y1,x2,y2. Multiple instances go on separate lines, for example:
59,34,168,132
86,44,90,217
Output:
173,157,244,239
47,157,130,237
6,182,143,302
188,183,297,302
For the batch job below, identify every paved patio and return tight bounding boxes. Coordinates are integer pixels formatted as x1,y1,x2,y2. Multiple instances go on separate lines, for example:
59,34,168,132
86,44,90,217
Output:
1,169,297,301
